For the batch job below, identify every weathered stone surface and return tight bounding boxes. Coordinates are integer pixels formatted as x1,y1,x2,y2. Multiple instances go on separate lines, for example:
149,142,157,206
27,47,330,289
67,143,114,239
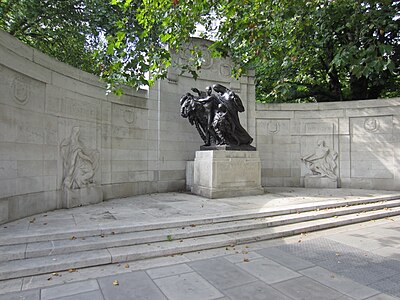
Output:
192,150,263,198
0,30,258,223
61,186,103,208
256,97,400,190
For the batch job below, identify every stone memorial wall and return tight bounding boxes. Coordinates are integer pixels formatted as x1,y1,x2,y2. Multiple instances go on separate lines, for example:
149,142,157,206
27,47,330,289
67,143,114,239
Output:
2,29,400,224
0,31,255,223
255,99,400,190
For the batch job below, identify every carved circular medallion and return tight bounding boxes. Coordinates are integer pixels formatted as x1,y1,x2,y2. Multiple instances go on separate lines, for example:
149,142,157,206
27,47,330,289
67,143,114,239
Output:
11,76,29,105
220,64,232,77
123,109,135,124
179,44,213,69
364,118,379,132
199,45,213,69
267,121,280,134
179,48,192,62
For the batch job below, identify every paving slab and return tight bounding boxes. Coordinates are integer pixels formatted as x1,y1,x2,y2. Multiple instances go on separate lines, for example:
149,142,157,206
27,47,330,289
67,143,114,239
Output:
223,280,291,300
372,246,400,260
366,294,400,300
0,277,23,294
368,273,400,298
367,294,399,300
97,271,167,300
0,289,40,300
272,276,346,300
153,272,224,300
256,247,315,271
327,232,393,251
300,266,380,299
188,257,257,290
52,290,104,300
235,257,302,284
21,255,190,292
146,264,193,279
40,280,99,300
223,250,263,264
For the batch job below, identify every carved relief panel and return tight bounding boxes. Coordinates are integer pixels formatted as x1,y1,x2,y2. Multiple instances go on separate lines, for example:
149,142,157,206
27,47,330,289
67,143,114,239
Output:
60,126,99,189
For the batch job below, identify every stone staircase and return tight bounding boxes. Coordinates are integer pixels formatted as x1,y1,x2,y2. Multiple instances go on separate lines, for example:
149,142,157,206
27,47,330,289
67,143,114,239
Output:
1,195,400,281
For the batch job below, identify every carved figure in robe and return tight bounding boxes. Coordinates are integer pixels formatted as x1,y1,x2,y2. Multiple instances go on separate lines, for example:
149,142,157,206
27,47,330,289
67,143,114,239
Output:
60,127,99,189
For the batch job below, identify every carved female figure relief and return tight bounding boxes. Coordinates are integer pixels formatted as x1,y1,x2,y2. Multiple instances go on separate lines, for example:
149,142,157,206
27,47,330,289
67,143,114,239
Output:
301,140,338,180
60,127,99,189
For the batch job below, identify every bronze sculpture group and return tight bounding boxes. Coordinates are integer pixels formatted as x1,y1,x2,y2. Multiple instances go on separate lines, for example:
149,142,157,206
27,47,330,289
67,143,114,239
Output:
180,84,254,149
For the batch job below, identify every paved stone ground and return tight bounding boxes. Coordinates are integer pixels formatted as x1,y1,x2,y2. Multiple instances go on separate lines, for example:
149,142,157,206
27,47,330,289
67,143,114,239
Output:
1,188,400,299
1,188,399,240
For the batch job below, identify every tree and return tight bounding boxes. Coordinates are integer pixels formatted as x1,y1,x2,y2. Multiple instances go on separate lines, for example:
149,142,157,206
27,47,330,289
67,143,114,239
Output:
131,0,400,102
1,0,115,73
2,0,399,101
252,0,400,102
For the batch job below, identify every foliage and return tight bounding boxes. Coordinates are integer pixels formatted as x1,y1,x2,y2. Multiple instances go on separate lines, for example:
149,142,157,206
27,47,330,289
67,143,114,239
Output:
131,0,400,102
251,0,400,102
1,0,399,101
1,0,116,74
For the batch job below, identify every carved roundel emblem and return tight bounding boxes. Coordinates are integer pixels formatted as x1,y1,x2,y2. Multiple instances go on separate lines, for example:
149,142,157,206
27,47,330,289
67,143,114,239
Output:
364,118,379,132
199,45,213,69
11,76,29,105
220,64,231,77
179,45,213,69
267,121,280,134
123,109,135,124
179,48,192,62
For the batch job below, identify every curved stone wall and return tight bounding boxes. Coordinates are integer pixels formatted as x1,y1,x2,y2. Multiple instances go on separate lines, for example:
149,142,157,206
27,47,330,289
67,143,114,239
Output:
255,98,400,190
5,27,397,224
0,31,256,223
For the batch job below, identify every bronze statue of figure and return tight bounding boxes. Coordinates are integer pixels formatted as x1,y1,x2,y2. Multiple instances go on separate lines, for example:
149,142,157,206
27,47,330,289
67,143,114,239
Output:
180,84,254,150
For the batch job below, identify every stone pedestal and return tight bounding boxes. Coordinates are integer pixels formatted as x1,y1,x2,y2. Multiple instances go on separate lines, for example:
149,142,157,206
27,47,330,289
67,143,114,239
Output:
61,185,103,208
186,161,194,192
192,150,264,199
304,176,338,188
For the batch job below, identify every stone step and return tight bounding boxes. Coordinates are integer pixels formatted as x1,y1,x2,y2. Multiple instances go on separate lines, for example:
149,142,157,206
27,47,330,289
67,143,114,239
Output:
108,207,400,263
1,198,400,263
0,194,399,247
0,206,399,281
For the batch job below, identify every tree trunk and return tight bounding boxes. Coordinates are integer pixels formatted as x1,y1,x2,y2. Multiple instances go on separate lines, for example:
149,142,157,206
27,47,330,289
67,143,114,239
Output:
350,75,368,100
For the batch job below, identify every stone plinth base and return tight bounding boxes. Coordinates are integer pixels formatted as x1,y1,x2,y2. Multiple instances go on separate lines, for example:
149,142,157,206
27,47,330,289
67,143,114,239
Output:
186,161,194,191
200,145,256,151
192,150,264,199
61,186,103,208
304,176,338,188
